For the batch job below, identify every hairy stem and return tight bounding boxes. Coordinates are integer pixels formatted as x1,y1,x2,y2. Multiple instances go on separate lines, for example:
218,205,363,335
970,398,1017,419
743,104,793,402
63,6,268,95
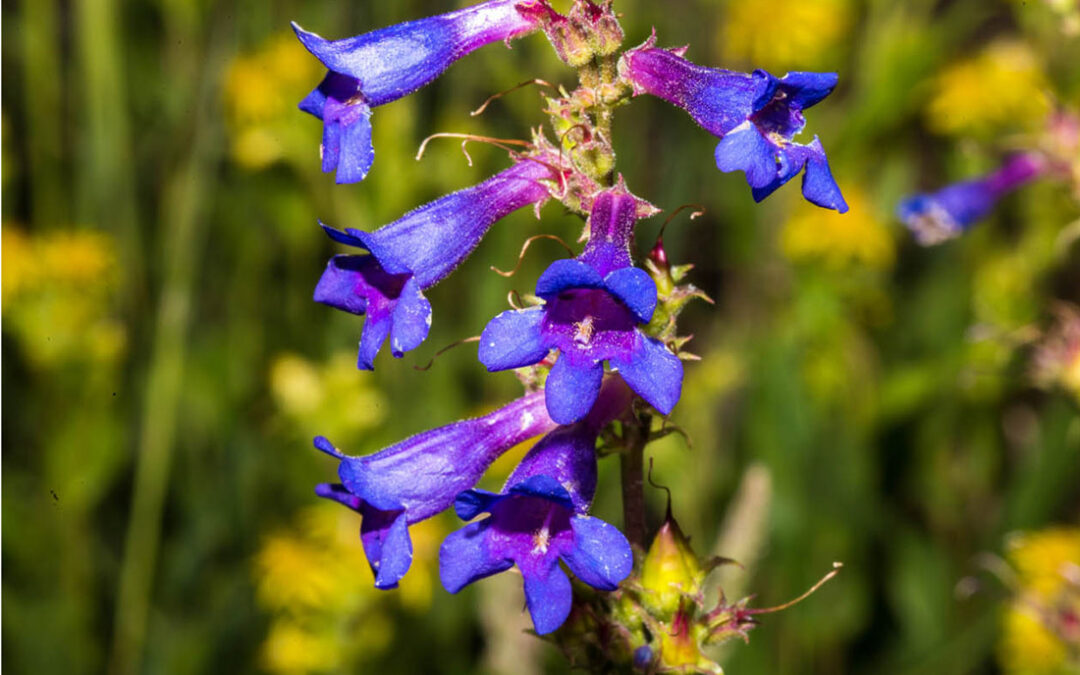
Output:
620,412,651,550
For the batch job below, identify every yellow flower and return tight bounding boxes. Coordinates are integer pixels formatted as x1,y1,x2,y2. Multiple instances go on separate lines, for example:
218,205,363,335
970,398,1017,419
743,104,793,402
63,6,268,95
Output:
223,33,320,169
999,607,1069,675
721,0,851,71
2,225,126,366
269,351,386,441
926,41,1051,138
997,528,1080,675
1006,528,1080,600
254,501,446,674
780,189,895,270
261,620,341,675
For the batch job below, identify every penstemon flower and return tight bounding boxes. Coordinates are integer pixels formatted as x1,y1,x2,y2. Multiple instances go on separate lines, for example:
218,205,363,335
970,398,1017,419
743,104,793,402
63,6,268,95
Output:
479,187,683,424
619,39,848,212
440,377,634,634
315,159,556,369
294,0,542,182
293,0,846,669
313,390,556,588
898,153,1046,245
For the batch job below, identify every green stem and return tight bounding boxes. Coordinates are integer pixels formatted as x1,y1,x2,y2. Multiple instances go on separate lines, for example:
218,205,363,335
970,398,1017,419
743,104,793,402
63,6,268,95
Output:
108,17,227,675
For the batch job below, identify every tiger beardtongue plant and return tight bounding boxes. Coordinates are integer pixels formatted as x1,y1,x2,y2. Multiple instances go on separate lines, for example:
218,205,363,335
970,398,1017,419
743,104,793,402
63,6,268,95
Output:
295,0,846,671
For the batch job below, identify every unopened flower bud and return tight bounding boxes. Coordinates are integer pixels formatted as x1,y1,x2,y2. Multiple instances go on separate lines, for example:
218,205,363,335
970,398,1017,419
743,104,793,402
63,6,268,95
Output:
640,513,703,616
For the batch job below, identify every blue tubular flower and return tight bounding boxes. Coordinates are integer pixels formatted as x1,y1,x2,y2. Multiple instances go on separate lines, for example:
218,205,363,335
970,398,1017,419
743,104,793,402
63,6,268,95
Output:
440,378,634,634
897,153,1046,245
478,187,683,424
316,159,555,369
619,41,848,212
293,0,541,182
314,390,557,589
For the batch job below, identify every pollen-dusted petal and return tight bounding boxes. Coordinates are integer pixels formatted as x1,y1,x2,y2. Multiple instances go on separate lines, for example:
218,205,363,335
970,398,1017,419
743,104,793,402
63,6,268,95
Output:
479,307,549,371
439,519,515,594
603,267,658,324
562,516,634,591
611,333,683,416
388,277,432,358
360,509,413,589
800,137,848,213
523,563,573,635
536,258,606,299
545,355,604,425
714,122,778,189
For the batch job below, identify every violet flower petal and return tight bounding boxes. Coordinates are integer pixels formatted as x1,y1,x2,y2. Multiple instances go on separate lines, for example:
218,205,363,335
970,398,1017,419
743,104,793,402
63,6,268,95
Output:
610,334,683,416
545,356,604,425
478,307,549,371
561,516,634,591
524,564,573,635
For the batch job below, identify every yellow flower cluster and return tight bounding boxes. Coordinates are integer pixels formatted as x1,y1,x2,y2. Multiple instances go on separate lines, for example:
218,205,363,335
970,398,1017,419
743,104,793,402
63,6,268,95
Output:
721,0,851,71
224,34,321,169
997,528,1080,675
254,503,443,674
2,225,126,366
780,188,895,270
269,351,387,442
926,41,1051,139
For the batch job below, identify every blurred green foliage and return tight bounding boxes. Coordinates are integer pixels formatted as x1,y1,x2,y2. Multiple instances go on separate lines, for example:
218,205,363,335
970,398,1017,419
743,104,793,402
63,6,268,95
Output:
3,0,1079,673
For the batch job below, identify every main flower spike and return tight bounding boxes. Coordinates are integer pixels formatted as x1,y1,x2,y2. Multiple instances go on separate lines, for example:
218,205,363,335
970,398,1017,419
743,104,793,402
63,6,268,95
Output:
897,153,1046,245
316,158,556,369
294,0,542,183
440,377,634,634
479,187,683,424
313,390,557,589
618,41,848,212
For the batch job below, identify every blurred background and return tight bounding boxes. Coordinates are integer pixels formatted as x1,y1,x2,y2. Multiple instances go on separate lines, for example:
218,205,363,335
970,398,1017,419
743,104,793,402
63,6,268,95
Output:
3,0,1079,673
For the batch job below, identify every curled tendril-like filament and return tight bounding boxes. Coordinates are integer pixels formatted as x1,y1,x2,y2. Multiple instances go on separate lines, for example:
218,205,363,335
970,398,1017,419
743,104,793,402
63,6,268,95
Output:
415,133,531,164
471,79,555,117
491,234,576,277
412,336,481,371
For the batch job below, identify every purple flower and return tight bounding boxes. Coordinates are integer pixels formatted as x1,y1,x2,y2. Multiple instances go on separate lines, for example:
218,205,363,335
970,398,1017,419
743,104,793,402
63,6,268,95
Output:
440,378,634,634
314,390,557,589
294,0,541,183
478,188,683,424
619,41,848,212
898,153,1046,245
316,159,555,369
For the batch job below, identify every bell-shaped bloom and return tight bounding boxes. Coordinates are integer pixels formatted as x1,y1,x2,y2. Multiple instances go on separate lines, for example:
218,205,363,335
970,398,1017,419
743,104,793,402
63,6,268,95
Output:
897,153,1046,245
294,0,540,182
479,187,683,424
314,390,557,589
440,377,634,634
619,41,848,212
317,159,555,369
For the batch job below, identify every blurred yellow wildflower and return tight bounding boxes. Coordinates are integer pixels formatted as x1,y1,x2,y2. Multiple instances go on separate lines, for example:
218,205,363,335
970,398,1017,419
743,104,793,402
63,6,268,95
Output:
224,33,321,169
721,0,851,71
270,351,387,442
926,41,1051,138
2,225,126,366
780,189,895,270
997,528,1080,675
254,503,444,674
